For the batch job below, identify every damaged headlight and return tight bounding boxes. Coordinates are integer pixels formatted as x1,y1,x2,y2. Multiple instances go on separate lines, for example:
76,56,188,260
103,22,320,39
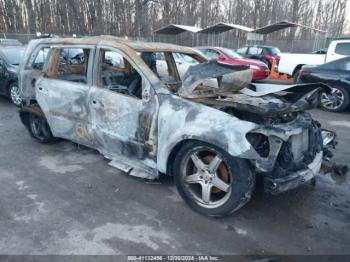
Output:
246,132,270,158
321,130,336,147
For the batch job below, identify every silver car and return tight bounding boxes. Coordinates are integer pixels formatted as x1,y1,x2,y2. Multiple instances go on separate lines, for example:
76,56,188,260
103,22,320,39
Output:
18,36,335,216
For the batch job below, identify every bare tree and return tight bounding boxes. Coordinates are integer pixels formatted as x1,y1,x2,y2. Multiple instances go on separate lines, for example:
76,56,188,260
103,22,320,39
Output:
0,0,347,40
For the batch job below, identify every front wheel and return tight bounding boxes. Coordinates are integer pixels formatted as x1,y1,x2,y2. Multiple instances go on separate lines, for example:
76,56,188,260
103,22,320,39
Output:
319,86,349,112
173,141,255,217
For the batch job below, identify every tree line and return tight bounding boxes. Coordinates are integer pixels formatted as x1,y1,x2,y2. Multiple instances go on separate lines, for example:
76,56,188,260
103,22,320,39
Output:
0,0,348,38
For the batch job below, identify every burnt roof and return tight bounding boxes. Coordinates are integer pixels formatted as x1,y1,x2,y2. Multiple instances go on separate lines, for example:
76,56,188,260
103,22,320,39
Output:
30,35,197,54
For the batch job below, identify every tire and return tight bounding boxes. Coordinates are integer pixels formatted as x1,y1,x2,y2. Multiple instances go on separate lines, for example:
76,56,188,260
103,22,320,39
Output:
28,113,54,143
319,86,349,112
8,82,22,107
293,69,300,83
173,141,255,217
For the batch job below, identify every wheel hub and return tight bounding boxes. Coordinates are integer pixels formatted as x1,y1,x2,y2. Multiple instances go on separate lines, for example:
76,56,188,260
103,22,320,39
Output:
202,155,228,193
202,171,212,182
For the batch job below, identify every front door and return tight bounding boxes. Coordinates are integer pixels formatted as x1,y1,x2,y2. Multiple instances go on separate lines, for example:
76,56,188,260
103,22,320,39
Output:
35,46,96,146
88,46,158,164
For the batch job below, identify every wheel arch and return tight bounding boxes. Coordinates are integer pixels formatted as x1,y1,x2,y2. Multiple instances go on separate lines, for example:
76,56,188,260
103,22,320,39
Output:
163,135,259,176
166,138,223,176
19,102,46,128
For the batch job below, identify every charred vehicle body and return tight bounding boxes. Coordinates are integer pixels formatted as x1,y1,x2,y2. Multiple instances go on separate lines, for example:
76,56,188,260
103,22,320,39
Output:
18,36,336,216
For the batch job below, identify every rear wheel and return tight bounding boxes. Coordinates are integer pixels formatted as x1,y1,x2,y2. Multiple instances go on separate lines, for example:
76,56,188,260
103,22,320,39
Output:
28,113,54,143
293,69,301,83
173,141,255,217
319,86,349,112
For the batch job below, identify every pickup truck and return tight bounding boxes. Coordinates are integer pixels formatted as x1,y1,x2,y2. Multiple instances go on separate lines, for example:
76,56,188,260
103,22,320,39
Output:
277,40,350,82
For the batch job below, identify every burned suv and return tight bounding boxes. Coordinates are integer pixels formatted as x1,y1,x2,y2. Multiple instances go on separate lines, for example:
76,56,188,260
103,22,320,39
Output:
18,36,334,217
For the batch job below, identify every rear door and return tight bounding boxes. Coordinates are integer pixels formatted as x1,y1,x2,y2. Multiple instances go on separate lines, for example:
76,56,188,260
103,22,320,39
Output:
35,45,96,146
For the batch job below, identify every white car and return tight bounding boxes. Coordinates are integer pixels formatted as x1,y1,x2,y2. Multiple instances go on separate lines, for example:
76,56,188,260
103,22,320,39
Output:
277,40,350,82
156,52,218,88
156,52,199,79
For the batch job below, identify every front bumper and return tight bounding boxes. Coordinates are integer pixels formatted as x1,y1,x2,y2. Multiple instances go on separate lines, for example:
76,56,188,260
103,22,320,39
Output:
264,151,323,194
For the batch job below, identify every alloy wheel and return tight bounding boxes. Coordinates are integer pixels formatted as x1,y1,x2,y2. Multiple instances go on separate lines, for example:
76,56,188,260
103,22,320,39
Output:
10,84,22,106
320,88,345,111
182,149,232,209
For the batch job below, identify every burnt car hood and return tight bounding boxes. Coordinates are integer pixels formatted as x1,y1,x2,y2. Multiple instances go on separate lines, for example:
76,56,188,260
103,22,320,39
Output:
178,61,331,116
178,60,253,98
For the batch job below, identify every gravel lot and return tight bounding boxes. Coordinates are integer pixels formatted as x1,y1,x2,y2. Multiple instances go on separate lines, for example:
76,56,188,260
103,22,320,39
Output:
0,95,349,256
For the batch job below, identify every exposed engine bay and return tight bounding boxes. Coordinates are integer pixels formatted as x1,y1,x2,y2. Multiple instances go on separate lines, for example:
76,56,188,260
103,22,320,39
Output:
178,61,338,194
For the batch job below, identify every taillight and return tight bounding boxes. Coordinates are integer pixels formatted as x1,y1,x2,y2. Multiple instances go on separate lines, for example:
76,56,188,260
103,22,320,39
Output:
299,70,309,78
275,55,281,65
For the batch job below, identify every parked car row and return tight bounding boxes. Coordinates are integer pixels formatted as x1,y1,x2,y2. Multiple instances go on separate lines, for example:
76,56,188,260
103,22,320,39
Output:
195,47,270,81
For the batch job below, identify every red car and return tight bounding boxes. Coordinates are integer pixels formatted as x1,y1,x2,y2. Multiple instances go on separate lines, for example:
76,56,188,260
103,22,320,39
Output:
196,47,270,81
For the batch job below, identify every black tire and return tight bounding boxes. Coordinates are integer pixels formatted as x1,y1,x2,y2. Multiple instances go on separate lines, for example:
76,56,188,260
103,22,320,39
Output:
28,113,54,143
8,82,22,107
319,86,349,112
173,141,255,217
293,69,300,83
